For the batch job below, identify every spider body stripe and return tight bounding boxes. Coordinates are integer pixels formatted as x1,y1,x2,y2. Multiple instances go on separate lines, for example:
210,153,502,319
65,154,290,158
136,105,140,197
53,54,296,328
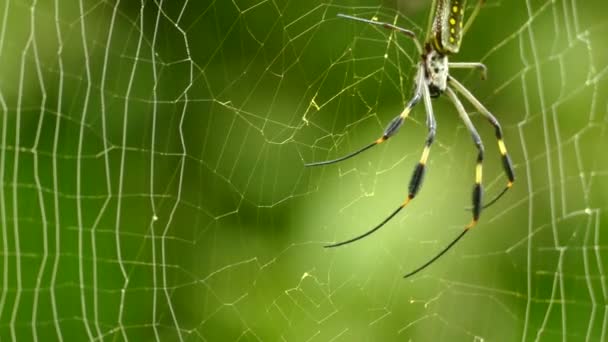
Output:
308,0,515,277
431,0,467,54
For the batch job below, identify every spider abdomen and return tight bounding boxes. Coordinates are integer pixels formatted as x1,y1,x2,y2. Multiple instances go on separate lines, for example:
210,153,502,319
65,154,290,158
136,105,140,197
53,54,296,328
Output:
432,0,467,54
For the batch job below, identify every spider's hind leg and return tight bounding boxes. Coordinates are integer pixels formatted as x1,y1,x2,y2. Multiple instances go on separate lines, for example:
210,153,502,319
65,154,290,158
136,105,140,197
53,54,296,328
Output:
445,87,484,227
324,70,435,248
449,76,515,209
323,107,435,248
402,86,479,279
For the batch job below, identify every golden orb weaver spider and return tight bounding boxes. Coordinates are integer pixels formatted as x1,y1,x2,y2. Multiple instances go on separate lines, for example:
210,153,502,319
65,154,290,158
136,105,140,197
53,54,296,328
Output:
306,0,515,278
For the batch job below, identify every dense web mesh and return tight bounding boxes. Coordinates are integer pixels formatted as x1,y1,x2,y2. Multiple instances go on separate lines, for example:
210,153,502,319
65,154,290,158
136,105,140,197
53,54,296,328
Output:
0,0,607,341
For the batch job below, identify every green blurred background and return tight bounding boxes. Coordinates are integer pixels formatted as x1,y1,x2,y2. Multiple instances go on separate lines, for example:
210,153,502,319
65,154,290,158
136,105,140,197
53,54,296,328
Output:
0,0,607,341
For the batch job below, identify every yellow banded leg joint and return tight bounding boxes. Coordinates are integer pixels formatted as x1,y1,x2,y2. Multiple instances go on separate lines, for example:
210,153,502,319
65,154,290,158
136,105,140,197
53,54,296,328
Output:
498,139,507,155
420,146,431,165
475,163,483,184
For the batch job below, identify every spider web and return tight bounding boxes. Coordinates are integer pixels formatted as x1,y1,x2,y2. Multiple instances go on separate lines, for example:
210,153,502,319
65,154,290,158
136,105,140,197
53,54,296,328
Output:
0,0,607,340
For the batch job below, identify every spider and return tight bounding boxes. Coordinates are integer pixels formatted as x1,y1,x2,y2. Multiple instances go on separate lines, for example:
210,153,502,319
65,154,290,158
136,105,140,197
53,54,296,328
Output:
306,0,515,278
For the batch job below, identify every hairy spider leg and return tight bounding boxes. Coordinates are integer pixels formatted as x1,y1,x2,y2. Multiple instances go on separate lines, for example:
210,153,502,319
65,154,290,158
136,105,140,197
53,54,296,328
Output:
449,77,514,209
401,87,484,279
446,87,484,225
403,229,469,278
305,68,424,167
325,70,435,248
448,62,488,80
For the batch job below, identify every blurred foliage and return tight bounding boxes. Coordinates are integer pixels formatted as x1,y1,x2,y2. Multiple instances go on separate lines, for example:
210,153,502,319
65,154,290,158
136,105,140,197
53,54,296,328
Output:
0,0,607,341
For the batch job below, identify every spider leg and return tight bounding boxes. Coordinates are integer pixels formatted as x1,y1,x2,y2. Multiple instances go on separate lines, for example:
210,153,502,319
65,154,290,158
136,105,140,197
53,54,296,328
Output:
325,73,435,248
446,87,484,226
324,204,407,248
449,76,514,209
402,88,483,278
403,88,484,278
462,0,486,37
337,14,423,54
425,0,438,42
403,229,469,278
448,62,488,80
306,68,424,167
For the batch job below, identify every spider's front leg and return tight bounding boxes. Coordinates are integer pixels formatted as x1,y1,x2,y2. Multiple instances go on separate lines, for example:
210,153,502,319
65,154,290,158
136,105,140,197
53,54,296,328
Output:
337,13,423,54
448,62,488,80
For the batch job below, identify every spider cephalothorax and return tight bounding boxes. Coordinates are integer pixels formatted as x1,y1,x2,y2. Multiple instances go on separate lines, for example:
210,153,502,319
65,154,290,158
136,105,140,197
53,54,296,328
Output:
424,45,449,98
